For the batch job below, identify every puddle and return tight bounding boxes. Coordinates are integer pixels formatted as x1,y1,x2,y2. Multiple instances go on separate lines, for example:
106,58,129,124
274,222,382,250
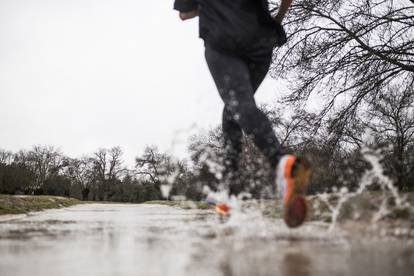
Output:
0,203,412,276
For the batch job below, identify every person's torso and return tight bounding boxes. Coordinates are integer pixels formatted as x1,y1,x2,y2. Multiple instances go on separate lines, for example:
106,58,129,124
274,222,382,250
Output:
197,0,277,51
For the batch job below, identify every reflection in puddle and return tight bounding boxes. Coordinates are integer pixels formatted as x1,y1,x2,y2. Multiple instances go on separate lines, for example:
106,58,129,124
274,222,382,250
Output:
0,204,413,276
283,252,311,276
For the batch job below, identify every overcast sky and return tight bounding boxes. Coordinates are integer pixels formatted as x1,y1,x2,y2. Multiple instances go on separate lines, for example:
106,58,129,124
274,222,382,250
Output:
0,0,288,166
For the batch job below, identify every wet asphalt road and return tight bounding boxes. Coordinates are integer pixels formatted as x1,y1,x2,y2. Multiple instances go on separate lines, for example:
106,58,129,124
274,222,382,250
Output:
0,203,413,276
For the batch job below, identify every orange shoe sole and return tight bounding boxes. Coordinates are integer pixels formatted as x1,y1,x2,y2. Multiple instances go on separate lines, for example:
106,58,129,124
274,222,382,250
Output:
281,155,311,228
215,203,231,216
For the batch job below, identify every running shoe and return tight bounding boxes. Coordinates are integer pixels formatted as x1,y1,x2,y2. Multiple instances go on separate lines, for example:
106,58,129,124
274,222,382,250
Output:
206,197,231,217
276,155,312,228
215,202,231,217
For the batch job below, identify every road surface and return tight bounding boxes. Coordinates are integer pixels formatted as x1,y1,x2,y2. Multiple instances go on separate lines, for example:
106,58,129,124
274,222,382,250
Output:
0,203,413,276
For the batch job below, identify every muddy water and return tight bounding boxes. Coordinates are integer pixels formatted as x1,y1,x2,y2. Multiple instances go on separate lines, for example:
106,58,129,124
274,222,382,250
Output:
0,204,413,276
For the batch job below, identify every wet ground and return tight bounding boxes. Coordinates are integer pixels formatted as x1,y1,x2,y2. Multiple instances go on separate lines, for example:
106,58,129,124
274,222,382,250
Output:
0,203,413,276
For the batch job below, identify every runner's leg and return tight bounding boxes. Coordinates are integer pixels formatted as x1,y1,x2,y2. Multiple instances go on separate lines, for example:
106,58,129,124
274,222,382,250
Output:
246,44,286,161
205,44,283,184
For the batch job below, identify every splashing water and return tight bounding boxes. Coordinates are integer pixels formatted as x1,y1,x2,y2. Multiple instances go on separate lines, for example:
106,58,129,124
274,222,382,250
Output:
163,121,412,238
316,145,411,231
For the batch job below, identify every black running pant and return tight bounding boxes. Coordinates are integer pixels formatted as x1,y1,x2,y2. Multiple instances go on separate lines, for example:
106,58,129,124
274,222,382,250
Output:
204,43,284,195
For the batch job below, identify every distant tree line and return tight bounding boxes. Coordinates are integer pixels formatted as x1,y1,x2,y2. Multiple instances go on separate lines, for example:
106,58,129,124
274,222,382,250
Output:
1,96,413,202
0,145,203,202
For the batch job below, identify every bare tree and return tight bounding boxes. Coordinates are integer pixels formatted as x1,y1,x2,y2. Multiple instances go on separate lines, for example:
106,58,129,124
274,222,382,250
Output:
269,0,414,144
90,147,126,200
188,127,223,170
135,146,160,184
135,146,175,186
108,146,125,180
66,157,94,200
264,106,318,149
0,149,13,165
13,145,66,193
365,86,414,188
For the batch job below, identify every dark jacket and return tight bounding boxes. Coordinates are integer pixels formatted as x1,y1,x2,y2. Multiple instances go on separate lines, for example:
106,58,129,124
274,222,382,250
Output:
174,0,286,52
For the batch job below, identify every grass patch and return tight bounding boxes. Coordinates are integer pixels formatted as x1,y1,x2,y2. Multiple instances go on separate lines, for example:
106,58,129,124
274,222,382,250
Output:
195,201,210,210
142,200,181,207
0,195,81,216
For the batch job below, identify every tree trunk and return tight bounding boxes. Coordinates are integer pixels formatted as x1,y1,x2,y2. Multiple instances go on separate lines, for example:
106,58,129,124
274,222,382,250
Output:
81,188,90,201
